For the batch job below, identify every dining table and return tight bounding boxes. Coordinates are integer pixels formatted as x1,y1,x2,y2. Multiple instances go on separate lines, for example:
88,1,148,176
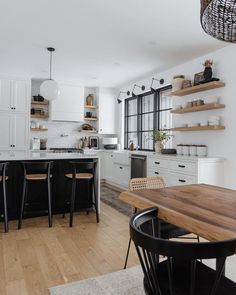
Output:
119,183,236,243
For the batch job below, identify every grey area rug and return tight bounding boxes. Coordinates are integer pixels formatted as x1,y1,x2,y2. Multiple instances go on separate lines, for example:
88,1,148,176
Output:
49,257,236,295
100,185,132,217
49,265,144,295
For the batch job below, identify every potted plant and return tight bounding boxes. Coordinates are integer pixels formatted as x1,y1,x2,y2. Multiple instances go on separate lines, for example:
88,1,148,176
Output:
152,130,172,153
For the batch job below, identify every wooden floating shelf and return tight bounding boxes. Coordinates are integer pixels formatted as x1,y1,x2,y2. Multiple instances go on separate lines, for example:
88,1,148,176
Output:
84,117,97,121
171,103,225,114
31,100,49,105
79,130,97,134
171,125,225,132
30,128,48,131
171,81,225,96
31,114,49,119
84,105,97,109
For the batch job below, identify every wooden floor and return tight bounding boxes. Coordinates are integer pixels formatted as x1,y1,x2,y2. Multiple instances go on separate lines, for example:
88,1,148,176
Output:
0,202,139,295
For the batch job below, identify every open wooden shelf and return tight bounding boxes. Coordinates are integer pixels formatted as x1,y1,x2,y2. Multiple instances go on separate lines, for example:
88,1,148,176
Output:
31,114,49,119
84,117,97,121
31,100,49,105
171,103,225,114
171,81,225,96
79,130,97,134
171,125,225,132
84,105,97,109
30,128,48,131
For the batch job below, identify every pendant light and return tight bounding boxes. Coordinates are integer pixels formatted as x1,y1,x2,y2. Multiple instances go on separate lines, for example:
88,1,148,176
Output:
40,47,59,101
201,0,236,43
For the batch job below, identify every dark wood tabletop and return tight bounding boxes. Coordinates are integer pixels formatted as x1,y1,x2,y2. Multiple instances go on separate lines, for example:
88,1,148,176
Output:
119,184,236,242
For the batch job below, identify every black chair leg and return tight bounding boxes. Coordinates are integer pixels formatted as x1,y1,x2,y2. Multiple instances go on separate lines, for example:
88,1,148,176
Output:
93,179,99,223
2,179,8,233
47,179,52,227
124,237,132,269
18,180,27,230
70,179,76,227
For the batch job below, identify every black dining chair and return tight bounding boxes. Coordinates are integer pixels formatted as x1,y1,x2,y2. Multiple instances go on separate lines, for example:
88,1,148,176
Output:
63,161,99,227
0,162,9,232
123,176,199,269
130,207,236,295
18,161,54,229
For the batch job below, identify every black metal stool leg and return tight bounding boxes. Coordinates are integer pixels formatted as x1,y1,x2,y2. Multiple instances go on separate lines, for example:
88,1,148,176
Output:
70,179,76,227
18,180,27,230
124,237,132,269
47,178,52,227
93,179,99,223
2,178,8,233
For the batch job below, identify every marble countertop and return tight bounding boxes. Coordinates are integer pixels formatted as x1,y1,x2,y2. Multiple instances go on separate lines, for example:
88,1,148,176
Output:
0,151,99,161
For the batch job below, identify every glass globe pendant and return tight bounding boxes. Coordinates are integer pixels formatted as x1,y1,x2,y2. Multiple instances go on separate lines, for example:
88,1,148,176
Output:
40,47,59,101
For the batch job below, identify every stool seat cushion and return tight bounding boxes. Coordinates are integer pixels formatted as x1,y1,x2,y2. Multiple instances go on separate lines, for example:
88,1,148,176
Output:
0,176,8,182
65,173,93,180
26,174,52,181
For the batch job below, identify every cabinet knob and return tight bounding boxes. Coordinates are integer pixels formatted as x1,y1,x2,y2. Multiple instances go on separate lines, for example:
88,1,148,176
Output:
155,161,160,165
178,165,185,168
120,167,123,169
154,172,159,175
178,179,186,183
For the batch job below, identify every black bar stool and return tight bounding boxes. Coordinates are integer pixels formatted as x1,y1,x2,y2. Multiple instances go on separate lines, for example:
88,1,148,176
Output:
64,161,99,227
18,161,54,229
0,162,9,233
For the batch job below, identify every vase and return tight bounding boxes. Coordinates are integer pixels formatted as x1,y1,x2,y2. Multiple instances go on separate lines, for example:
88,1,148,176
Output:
154,141,164,153
203,66,212,82
171,75,185,92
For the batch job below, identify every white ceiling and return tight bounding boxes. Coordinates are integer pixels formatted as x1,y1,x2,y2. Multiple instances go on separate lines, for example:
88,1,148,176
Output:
0,0,227,87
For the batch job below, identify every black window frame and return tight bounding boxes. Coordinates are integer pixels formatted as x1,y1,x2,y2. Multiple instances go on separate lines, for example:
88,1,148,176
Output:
124,85,172,151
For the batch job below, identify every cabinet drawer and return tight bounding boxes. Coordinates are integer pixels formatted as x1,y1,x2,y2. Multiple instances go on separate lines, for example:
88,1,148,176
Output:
147,157,170,170
114,164,130,188
169,173,196,186
147,169,171,186
170,161,196,174
113,152,130,166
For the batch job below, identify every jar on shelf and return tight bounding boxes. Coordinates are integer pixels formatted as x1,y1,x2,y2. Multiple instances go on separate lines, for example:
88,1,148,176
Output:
189,145,197,156
171,75,185,92
176,144,183,155
86,94,94,106
197,145,207,157
182,145,190,156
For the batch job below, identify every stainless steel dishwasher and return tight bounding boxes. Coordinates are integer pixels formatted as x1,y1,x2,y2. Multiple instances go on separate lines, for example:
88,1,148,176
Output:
131,154,147,179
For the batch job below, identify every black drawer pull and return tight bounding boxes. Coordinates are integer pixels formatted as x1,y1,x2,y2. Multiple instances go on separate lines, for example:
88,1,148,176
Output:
178,179,186,183
154,172,159,175
120,167,123,169
155,161,160,165
178,165,186,168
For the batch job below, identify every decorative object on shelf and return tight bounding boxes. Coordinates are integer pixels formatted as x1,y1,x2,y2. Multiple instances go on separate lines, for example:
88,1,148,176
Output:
129,141,135,151
203,59,213,82
171,75,185,91
193,71,205,86
197,145,208,157
201,0,236,43
89,136,99,149
131,84,145,97
150,77,164,92
117,91,130,104
33,95,45,102
86,94,94,106
152,130,173,153
161,148,176,155
86,111,92,118
80,123,96,132
40,47,59,101
182,80,192,89
40,138,48,150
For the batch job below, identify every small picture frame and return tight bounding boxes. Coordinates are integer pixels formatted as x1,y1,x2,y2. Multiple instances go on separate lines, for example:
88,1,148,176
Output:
193,71,205,86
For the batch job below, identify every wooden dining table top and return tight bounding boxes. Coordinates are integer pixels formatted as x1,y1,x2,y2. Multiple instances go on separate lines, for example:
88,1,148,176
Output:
119,184,236,242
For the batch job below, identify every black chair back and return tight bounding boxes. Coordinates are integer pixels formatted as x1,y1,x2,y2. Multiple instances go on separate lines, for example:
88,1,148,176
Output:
130,207,236,295
69,161,96,176
21,161,53,179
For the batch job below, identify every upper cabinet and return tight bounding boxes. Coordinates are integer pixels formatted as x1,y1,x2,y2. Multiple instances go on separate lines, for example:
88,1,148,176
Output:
98,87,118,134
51,84,84,122
0,78,30,112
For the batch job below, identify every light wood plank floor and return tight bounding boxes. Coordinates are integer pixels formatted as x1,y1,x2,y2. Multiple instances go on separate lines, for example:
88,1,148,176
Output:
0,202,139,295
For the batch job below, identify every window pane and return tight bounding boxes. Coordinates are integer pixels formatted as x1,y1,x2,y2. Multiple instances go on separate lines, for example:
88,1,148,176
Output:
142,113,153,131
128,133,138,146
141,132,153,150
142,94,154,113
160,89,172,110
159,110,172,130
127,98,137,116
128,116,137,132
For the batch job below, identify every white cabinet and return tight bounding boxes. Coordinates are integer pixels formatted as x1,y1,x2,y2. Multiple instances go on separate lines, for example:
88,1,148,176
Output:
98,88,118,134
0,78,29,112
51,84,84,122
103,152,116,183
0,113,29,151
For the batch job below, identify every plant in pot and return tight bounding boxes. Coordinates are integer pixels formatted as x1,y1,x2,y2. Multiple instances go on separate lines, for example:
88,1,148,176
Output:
152,130,172,153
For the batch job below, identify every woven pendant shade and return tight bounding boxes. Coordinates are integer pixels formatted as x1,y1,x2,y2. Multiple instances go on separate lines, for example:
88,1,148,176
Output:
201,0,236,43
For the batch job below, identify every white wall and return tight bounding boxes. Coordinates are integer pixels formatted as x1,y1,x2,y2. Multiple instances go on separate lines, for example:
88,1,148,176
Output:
119,45,236,189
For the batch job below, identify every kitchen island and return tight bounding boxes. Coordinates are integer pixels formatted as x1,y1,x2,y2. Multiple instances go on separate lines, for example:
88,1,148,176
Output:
0,151,100,220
